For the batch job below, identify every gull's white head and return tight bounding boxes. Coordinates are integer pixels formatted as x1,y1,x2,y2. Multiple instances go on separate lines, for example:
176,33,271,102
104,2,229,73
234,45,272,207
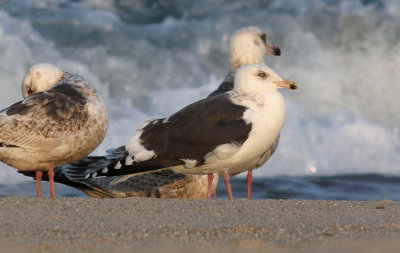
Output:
21,63,65,98
234,64,297,95
230,26,281,71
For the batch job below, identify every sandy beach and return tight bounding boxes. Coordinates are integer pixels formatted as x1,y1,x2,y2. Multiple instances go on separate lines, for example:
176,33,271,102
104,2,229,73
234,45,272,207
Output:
0,197,399,252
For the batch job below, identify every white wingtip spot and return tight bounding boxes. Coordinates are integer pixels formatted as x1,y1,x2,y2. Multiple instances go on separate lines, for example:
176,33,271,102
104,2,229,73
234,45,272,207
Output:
134,150,156,162
102,167,108,173
85,173,90,179
162,117,169,124
114,161,122,170
91,172,97,178
125,155,134,165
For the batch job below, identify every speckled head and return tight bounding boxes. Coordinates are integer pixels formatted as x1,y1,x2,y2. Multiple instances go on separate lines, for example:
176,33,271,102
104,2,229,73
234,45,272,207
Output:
234,64,297,95
230,26,281,71
21,63,65,98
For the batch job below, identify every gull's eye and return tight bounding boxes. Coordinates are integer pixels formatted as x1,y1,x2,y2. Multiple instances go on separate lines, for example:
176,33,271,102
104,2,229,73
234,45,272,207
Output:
258,71,267,78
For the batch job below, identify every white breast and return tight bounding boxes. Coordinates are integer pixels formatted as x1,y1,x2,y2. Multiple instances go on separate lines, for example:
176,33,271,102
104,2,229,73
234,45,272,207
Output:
224,91,286,174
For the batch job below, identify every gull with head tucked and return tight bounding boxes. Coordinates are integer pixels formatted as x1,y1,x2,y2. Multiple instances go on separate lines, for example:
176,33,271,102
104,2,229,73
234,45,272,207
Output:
83,63,297,200
0,63,108,198
208,26,281,199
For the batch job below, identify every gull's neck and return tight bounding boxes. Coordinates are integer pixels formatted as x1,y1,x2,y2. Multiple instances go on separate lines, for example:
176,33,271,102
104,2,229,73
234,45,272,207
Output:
230,54,265,72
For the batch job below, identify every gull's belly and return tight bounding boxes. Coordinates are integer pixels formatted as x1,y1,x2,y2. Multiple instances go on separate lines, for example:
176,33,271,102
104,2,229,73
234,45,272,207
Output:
227,92,286,175
226,120,283,175
0,107,108,171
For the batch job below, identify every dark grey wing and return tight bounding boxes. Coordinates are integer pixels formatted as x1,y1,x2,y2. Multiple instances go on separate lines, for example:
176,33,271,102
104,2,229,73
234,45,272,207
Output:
207,72,234,98
19,166,116,198
0,84,88,148
5,84,87,121
89,93,252,178
19,146,190,198
19,146,127,198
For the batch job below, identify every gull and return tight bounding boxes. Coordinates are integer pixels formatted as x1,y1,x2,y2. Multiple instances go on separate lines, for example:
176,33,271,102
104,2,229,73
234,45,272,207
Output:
0,63,108,198
208,26,281,199
84,63,297,200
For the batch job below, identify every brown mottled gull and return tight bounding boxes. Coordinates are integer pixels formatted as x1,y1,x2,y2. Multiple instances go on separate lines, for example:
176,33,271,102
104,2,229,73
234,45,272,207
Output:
0,63,108,198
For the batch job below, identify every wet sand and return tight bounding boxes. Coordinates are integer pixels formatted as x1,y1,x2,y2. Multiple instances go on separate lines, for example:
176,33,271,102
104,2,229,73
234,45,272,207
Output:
0,197,399,252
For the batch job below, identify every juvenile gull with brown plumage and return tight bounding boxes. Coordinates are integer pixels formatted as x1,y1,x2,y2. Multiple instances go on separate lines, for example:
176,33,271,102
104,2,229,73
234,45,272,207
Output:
84,63,297,200
0,63,108,198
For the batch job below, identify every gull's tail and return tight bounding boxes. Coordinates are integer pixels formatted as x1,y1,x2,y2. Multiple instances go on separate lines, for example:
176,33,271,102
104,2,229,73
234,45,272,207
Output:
19,146,128,198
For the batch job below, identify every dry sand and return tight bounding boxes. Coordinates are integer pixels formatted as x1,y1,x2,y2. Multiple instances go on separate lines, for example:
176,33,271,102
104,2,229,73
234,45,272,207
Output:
0,196,400,253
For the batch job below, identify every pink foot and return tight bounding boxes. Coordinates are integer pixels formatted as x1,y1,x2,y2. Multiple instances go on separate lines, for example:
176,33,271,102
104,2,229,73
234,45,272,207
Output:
247,170,253,200
223,172,233,200
36,170,42,198
47,163,56,199
207,174,214,200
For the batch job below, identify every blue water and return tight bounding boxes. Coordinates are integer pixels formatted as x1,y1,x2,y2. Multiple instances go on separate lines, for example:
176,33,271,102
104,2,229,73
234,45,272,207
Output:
0,0,399,199
229,174,400,200
2,174,400,200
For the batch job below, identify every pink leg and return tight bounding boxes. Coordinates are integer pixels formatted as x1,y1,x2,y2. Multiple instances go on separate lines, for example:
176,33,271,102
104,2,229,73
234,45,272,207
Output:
247,170,253,200
36,170,42,198
47,163,56,199
207,174,214,200
223,172,233,200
